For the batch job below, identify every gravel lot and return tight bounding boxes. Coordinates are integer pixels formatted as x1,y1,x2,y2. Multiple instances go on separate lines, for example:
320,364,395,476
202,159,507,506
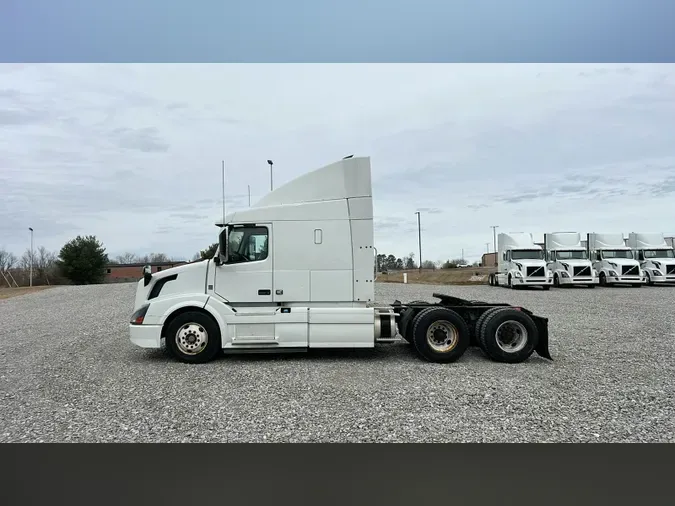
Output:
1,282,673,442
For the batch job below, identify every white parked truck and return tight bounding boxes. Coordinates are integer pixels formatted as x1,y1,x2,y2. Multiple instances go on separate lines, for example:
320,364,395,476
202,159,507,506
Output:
544,232,598,288
586,233,644,287
625,232,675,285
488,232,552,289
129,156,552,365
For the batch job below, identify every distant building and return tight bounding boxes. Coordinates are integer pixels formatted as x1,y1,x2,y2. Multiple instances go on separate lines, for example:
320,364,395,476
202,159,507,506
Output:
105,261,188,283
481,252,497,267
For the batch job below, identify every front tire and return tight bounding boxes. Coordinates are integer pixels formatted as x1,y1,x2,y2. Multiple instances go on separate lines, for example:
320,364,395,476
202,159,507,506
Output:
165,311,222,364
411,307,470,363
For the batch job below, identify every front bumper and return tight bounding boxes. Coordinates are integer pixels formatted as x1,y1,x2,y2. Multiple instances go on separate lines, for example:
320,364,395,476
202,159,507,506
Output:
648,274,675,284
606,276,644,284
129,323,163,349
558,276,598,285
512,277,552,285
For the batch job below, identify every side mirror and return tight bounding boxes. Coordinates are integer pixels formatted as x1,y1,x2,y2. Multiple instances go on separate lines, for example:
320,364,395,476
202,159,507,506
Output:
143,265,152,286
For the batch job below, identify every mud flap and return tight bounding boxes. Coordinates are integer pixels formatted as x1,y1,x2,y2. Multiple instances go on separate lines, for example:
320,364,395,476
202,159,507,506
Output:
532,316,553,360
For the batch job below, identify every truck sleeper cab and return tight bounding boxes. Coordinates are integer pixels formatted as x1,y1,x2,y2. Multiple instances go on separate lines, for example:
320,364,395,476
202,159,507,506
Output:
490,232,552,289
544,232,598,288
587,233,644,287
129,156,552,365
627,232,675,286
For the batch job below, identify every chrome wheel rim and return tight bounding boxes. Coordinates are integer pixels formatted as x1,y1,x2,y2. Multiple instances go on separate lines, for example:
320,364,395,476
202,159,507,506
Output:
176,322,208,355
426,320,459,353
495,320,528,353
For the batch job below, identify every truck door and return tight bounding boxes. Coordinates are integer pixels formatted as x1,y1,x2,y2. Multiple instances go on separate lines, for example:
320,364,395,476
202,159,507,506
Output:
214,223,274,304
501,251,510,275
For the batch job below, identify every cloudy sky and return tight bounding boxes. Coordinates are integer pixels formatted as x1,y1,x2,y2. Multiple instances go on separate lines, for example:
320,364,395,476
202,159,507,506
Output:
1,63,675,264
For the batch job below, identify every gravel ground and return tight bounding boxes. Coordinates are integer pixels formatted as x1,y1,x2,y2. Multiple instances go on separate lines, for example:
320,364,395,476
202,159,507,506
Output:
0,282,673,443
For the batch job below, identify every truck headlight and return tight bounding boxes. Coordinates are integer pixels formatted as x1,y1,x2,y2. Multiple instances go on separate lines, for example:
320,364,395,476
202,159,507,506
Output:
514,271,523,278
652,269,661,276
560,271,569,278
608,270,618,277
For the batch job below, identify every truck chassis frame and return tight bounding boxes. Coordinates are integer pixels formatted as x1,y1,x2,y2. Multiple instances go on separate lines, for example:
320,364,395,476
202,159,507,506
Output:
390,293,551,364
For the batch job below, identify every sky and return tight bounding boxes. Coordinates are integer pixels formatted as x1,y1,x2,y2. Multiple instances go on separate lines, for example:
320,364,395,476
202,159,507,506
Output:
2,0,674,62
1,63,675,264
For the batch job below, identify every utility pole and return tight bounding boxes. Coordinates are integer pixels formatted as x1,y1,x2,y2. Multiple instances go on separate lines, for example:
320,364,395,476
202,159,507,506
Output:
461,248,464,263
486,243,490,253
415,211,422,271
267,159,274,191
490,225,499,253
29,227,33,287
248,185,251,207
490,225,499,267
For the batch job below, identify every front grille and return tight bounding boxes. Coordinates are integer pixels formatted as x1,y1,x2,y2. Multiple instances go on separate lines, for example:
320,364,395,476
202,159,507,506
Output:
526,266,545,277
622,265,639,276
667,265,675,275
573,266,591,276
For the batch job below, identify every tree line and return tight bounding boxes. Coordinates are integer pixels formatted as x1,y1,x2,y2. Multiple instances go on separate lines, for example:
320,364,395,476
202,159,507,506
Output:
1,236,480,288
0,235,193,287
377,252,479,271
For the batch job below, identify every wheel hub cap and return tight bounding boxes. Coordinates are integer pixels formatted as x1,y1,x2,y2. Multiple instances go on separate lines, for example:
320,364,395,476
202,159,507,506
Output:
426,320,459,353
495,320,528,353
176,323,208,355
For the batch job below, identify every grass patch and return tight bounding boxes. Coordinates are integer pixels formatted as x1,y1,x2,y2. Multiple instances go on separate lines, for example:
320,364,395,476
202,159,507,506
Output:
0,286,53,300
376,267,495,285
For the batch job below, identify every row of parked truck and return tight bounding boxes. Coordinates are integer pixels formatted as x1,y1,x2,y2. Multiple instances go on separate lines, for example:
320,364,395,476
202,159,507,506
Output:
487,231,675,288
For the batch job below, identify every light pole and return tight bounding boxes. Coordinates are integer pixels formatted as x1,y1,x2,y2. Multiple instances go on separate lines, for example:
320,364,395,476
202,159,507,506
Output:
29,227,33,287
248,185,251,207
267,159,273,191
415,211,422,271
490,225,499,267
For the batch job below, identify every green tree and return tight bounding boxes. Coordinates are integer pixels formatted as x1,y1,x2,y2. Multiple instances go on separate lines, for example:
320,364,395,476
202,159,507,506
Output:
200,243,218,260
57,235,109,285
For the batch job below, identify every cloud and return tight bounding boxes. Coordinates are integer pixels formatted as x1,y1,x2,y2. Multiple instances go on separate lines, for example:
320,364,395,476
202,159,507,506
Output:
1,63,675,264
110,126,169,153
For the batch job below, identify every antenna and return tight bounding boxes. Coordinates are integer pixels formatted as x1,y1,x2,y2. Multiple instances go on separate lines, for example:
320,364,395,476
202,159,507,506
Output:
223,160,231,226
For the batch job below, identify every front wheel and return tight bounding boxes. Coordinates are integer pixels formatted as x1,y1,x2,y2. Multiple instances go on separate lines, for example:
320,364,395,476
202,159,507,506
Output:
165,311,222,364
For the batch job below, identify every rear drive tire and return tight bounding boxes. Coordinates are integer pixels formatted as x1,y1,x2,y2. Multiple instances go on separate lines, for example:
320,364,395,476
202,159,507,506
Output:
398,301,427,343
478,308,539,363
473,307,503,343
411,307,470,363
165,311,222,364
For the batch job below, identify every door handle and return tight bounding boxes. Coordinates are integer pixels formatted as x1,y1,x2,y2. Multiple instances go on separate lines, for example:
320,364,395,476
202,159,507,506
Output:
258,289,271,295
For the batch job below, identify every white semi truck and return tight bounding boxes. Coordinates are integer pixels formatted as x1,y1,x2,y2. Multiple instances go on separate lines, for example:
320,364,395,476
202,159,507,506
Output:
586,233,644,287
544,232,598,288
625,232,675,285
488,232,552,289
128,156,551,365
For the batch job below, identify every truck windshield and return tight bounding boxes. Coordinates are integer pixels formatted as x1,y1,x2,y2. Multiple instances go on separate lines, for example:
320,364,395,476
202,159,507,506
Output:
643,249,675,259
556,250,588,260
601,250,633,259
511,250,544,260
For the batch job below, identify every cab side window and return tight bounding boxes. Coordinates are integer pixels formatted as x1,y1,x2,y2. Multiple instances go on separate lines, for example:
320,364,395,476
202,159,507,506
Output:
226,226,269,264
